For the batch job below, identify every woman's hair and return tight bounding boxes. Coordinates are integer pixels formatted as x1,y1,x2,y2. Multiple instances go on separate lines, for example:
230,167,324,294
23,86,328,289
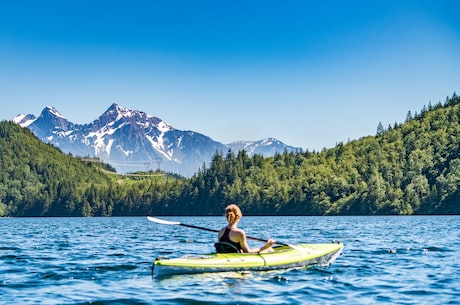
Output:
225,204,242,225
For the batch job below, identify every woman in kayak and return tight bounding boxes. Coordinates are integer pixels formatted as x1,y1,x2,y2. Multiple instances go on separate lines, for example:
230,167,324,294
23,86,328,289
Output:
218,204,275,253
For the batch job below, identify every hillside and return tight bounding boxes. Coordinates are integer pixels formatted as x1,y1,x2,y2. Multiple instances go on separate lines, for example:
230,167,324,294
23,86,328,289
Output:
0,121,174,216
164,94,460,216
1,94,459,216
0,121,108,216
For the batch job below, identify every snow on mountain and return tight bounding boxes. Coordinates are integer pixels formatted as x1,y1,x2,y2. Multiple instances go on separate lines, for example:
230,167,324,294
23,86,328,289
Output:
13,114,36,127
13,103,302,177
227,138,301,157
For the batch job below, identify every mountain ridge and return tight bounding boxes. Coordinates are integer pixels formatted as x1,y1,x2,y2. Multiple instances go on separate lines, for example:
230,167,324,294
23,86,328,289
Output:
14,103,302,176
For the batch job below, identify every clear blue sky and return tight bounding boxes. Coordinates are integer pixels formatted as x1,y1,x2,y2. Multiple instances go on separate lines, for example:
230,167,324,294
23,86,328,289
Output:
1,0,459,151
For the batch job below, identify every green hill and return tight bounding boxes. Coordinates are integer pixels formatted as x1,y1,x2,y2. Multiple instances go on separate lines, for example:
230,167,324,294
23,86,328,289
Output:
0,121,111,216
170,94,459,215
0,121,174,216
1,94,459,216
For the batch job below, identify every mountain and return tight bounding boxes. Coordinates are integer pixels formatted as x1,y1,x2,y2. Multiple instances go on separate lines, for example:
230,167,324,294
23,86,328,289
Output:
227,138,298,157
13,103,301,177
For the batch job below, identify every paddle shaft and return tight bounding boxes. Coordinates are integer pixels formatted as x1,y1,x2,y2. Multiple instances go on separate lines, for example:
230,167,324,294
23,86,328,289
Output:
148,216,288,246
179,223,286,245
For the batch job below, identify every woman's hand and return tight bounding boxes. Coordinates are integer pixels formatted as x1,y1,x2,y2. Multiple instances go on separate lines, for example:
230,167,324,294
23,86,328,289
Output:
258,239,276,253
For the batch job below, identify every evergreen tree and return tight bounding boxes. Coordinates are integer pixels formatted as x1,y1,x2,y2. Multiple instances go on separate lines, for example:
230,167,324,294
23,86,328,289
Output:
376,121,385,136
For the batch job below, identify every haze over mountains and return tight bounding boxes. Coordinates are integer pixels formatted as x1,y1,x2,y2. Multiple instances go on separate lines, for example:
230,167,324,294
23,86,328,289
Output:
13,103,301,177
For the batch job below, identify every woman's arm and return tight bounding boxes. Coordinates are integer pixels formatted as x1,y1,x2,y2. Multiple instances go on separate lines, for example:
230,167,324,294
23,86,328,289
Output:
239,231,275,254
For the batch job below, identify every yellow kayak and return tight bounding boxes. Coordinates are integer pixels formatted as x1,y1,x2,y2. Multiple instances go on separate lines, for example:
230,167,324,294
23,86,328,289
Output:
153,242,343,277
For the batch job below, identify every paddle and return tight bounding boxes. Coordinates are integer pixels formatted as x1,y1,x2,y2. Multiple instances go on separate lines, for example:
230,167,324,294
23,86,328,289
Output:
147,216,289,246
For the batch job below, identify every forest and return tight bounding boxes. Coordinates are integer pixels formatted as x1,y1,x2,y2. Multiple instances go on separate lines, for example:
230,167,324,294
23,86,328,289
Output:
0,94,459,216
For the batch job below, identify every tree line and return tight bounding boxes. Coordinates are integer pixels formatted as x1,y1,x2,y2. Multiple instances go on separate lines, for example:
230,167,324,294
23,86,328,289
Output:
0,94,458,216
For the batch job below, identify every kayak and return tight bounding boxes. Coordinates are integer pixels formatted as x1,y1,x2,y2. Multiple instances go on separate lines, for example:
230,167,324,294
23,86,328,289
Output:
153,242,343,277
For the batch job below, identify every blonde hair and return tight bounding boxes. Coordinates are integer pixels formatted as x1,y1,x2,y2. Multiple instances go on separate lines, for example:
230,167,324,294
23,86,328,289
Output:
225,204,242,225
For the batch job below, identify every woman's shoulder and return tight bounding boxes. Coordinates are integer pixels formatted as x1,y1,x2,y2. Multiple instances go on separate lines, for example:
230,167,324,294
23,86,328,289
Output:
232,227,246,235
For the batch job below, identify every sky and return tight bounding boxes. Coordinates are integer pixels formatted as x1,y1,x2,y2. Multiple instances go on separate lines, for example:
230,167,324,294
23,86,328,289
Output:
1,0,459,151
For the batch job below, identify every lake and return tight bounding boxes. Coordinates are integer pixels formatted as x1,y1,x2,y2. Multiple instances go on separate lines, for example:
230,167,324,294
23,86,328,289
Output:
1,216,459,304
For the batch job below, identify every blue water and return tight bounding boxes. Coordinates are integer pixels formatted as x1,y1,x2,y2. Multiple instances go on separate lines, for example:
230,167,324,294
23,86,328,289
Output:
1,216,459,304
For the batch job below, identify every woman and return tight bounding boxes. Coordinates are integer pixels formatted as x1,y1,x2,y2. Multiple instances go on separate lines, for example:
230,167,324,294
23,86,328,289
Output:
217,204,275,253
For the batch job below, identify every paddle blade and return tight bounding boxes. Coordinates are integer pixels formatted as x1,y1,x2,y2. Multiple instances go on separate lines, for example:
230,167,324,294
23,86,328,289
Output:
147,216,181,225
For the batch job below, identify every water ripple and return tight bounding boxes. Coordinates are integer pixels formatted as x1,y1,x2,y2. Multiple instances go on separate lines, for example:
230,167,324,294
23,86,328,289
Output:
1,216,459,304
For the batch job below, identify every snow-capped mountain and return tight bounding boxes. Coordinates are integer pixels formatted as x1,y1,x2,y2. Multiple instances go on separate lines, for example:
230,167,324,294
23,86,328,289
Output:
227,138,298,157
13,103,302,177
